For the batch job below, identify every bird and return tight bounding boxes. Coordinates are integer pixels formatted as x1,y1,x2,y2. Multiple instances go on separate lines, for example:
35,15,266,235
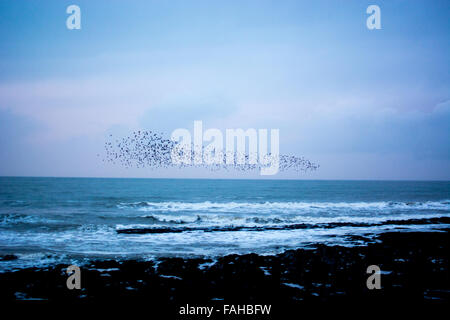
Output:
103,130,319,173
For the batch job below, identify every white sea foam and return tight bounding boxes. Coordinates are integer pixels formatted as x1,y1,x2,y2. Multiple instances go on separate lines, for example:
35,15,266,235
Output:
1,218,448,272
112,211,450,231
117,200,450,213
1,199,449,272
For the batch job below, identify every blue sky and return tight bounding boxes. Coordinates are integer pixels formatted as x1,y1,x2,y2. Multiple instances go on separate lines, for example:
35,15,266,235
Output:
0,0,449,179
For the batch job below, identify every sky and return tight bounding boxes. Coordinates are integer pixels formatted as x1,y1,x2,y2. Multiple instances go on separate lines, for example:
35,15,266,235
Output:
0,0,449,180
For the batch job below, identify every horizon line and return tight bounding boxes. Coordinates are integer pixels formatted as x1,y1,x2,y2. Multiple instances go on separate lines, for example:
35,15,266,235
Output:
0,175,449,182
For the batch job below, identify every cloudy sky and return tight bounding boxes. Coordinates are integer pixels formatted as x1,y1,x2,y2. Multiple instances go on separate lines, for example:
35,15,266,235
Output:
0,0,449,179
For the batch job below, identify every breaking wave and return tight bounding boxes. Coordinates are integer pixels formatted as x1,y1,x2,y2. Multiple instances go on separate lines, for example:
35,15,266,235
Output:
117,200,450,213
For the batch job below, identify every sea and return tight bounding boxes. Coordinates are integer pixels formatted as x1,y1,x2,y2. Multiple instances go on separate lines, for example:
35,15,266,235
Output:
0,177,449,271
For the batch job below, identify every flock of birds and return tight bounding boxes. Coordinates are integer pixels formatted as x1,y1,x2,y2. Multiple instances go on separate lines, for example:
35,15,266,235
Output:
102,130,319,173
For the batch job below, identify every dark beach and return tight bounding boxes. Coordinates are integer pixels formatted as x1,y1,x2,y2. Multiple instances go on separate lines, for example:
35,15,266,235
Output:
1,230,448,316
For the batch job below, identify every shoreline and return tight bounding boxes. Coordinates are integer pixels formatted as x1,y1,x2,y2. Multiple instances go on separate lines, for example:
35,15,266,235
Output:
1,230,448,313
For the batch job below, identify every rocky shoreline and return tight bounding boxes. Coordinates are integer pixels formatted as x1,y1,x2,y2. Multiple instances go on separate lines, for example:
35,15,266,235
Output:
1,230,448,314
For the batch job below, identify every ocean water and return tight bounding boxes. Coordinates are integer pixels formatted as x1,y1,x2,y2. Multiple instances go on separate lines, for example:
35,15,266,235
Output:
0,177,449,271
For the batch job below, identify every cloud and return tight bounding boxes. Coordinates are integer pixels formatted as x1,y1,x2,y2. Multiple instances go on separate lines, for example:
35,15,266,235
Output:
285,99,450,160
0,72,225,142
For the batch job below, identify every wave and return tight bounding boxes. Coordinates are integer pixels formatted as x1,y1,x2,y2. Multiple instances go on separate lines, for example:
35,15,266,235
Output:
116,216,450,234
0,213,78,231
0,213,46,225
132,211,450,226
0,200,30,207
117,200,450,213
